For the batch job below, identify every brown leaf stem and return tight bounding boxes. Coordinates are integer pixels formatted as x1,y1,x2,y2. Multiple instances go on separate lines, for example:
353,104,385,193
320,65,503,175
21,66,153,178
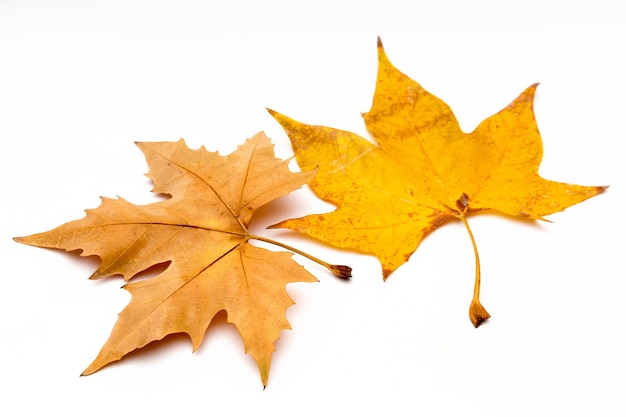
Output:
458,213,491,327
248,234,352,279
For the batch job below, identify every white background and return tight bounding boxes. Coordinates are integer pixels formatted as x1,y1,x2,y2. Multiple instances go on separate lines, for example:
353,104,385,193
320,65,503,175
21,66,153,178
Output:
1,1,624,415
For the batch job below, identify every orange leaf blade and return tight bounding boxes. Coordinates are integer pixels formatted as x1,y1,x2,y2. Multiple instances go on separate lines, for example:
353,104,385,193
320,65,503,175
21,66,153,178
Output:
15,132,317,386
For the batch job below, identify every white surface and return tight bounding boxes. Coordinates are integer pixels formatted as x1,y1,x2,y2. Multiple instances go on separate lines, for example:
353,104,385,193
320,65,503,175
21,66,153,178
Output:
1,1,623,415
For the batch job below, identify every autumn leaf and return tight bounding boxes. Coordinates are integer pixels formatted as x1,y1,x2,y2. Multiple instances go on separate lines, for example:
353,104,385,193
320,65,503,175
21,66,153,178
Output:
269,38,606,327
14,132,350,386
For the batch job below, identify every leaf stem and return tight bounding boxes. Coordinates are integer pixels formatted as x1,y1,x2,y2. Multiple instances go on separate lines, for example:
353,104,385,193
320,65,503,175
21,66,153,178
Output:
458,214,490,327
247,234,352,279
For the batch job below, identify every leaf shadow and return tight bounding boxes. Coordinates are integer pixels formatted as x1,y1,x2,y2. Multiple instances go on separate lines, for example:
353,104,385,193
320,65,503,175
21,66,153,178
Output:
88,310,256,376
30,248,106,281
127,261,171,283
38,248,175,284
468,209,552,231
249,193,324,232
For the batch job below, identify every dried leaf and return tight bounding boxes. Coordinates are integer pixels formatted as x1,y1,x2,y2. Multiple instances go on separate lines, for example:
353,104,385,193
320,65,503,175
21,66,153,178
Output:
14,132,339,386
269,38,606,326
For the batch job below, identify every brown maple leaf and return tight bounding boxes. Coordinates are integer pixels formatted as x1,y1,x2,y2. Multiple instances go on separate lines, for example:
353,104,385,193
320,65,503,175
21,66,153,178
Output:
268,38,606,327
14,132,350,386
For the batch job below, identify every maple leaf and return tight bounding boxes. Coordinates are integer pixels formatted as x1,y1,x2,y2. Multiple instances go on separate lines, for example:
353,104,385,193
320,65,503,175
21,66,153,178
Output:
14,132,350,386
268,38,606,327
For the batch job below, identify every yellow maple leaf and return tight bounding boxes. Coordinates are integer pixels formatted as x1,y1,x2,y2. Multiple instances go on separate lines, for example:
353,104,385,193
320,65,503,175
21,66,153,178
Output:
15,132,350,386
269,38,606,327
